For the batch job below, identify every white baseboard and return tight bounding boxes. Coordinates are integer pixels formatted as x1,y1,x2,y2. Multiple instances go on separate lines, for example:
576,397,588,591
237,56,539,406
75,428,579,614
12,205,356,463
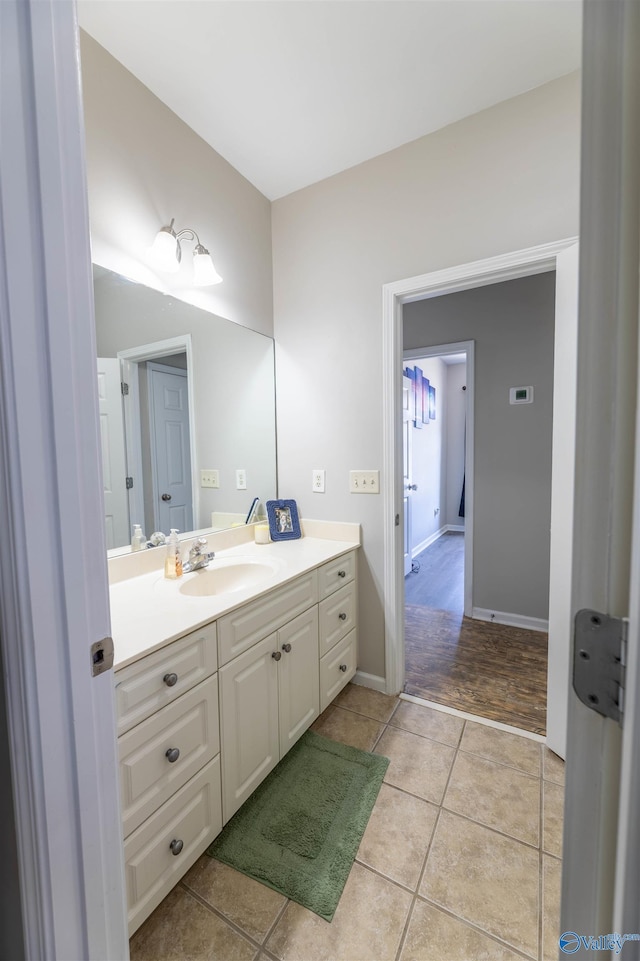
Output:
352,671,387,693
445,524,465,533
472,607,549,633
412,526,447,557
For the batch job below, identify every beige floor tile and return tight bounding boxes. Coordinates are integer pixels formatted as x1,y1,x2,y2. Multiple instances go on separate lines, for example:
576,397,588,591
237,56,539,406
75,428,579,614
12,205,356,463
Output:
460,721,542,776
543,747,566,785
266,861,412,961
375,726,455,803
542,855,562,961
311,705,384,751
390,700,464,747
356,783,438,889
444,750,540,845
129,886,257,961
543,780,564,857
333,683,399,722
399,900,525,961
420,810,539,958
182,855,286,943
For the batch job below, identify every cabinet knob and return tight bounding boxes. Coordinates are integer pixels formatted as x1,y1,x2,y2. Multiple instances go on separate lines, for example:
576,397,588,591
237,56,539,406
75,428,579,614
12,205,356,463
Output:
165,747,180,763
169,839,184,856
337,570,346,578
272,651,282,661
339,664,348,673
282,643,292,653
163,672,178,687
338,612,347,621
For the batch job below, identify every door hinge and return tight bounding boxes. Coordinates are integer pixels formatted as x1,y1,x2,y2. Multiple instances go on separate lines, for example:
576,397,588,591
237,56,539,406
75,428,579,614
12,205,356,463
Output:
573,609,627,725
121,381,129,396
126,476,133,490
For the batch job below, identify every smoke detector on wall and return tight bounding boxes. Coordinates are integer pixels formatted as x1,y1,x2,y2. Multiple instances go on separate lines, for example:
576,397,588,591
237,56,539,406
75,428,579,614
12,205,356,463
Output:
509,386,534,405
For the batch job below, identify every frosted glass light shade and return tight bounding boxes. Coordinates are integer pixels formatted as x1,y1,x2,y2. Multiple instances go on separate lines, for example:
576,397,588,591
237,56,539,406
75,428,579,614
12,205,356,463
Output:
150,226,181,273
193,245,223,286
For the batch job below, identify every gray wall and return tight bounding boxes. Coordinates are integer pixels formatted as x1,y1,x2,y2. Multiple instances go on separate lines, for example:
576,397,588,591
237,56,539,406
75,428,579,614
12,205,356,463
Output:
272,72,579,677
80,32,273,337
404,272,556,620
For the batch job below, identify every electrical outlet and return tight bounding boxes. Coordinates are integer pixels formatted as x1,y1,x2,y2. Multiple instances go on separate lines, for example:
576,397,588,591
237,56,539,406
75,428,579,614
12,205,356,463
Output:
200,469,219,489
235,468,247,490
349,470,380,494
312,469,325,492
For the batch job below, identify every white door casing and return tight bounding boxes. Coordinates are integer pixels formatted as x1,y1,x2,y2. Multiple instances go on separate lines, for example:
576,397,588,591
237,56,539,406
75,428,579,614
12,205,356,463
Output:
402,374,413,577
97,357,130,548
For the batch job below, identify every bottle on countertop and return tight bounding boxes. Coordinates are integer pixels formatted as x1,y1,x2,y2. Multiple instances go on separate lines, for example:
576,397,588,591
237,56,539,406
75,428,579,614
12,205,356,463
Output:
164,529,183,579
131,524,146,552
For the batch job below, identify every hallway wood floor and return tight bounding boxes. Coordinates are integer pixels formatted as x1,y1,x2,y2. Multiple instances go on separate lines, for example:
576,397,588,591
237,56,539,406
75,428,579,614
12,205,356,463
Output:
404,533,548,735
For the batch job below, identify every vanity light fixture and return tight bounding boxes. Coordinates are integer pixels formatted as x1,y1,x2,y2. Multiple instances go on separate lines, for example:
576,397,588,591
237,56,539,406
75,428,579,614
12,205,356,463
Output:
150,218,223,286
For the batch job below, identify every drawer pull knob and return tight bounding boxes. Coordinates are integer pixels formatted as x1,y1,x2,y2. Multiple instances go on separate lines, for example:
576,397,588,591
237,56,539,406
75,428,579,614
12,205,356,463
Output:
169,839,184,856
163,672,178,687
272,651,282,661
339,612,347,621
339,664,348,673
165,747,180,763
282,643,292,653
337,570,346,578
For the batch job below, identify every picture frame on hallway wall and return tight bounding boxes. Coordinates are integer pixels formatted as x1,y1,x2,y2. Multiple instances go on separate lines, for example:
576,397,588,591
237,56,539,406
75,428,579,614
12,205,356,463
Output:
413,365,423,428
421,375,430,425
428,384,436,420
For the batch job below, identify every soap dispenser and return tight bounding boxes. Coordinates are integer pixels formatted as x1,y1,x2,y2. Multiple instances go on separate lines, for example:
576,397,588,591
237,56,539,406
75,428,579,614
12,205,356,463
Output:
131,524,146,552
164,529,183,579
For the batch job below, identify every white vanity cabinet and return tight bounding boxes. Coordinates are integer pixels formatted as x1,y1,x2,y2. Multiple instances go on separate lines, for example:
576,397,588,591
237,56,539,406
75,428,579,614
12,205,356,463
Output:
115,622,222,935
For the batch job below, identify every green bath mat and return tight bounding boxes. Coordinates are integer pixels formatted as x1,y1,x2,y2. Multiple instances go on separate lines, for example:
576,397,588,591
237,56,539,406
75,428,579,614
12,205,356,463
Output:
207,729,389,921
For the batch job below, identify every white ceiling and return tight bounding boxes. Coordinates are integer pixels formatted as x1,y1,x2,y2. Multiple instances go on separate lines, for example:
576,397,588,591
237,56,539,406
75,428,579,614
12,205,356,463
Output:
77,0,582,200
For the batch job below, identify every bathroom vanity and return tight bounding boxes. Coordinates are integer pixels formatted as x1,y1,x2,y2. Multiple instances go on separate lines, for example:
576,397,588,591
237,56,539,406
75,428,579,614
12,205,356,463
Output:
108,522,359,934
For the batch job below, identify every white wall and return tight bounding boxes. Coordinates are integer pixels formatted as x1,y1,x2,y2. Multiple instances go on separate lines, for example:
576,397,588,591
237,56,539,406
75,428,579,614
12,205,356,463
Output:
273,73,580,677
445,364,467,528
80,33,273,337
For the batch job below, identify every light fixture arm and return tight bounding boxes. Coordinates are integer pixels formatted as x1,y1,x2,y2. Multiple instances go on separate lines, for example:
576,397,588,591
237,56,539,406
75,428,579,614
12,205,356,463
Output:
150,217,222,286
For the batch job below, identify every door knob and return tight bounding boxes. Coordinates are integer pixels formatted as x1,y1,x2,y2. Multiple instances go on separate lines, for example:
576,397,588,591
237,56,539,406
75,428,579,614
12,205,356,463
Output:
406,484,418,491
161,493,172,501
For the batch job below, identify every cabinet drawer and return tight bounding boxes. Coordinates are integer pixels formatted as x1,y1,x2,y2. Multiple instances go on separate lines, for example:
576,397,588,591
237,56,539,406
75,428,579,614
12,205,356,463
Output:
119,675,219,838
124,757,222,937
115,623,217,736
318,582,356,655
320,629,357,712
318,551,356,599
217,570,318,667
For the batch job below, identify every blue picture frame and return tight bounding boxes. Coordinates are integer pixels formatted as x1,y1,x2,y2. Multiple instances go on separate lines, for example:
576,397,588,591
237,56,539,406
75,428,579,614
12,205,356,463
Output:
266,499,301,541
428,384,436,420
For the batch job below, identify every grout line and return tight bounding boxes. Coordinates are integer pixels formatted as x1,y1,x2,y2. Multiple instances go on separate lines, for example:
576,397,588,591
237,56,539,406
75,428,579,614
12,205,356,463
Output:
416,894,538,961
400,692,547,742
261,895,290,954
456,745,543,779
538,771,545,961
178,881,264,952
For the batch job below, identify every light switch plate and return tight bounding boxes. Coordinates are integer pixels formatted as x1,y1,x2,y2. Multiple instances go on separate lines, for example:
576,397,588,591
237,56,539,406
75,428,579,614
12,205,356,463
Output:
312,469,325,492
236,468,247,490
200,469,219,489
349,470,380,494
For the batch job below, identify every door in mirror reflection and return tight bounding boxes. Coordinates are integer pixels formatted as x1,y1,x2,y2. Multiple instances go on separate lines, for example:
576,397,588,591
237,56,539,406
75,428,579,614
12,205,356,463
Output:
148,362,193,534
97,357,129,548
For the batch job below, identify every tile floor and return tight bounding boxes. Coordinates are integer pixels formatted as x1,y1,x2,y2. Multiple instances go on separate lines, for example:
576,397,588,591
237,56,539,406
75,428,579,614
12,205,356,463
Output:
129,685,565,961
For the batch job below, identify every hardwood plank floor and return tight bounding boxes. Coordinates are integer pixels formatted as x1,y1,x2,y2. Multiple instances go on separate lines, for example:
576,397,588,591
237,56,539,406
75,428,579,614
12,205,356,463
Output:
404,533,548,735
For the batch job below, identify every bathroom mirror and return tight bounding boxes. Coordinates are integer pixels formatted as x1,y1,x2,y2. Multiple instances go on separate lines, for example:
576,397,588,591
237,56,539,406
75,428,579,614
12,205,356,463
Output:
93,264,277,550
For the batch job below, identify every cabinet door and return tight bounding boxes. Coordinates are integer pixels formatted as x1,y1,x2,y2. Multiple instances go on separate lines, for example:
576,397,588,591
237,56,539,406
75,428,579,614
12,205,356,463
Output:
219,634,280,823
278,607,319,757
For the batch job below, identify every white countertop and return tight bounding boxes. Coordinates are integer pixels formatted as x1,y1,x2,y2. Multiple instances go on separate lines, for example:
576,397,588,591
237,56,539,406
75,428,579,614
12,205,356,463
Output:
110,533,360,670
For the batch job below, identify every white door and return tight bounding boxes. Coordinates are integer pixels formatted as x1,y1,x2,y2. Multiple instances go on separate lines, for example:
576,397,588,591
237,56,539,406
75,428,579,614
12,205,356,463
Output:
402,374,414,576
148,363,193,533
97,357,130,548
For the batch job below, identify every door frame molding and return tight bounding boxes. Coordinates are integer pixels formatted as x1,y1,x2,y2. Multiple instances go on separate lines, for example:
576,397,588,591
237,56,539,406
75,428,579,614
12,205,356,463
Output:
403,341,474,618
382,237,578,696
118,335,197,547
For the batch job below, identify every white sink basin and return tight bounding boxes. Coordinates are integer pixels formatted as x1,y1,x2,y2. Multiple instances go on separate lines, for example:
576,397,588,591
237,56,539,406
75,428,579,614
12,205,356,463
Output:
178,558,279,597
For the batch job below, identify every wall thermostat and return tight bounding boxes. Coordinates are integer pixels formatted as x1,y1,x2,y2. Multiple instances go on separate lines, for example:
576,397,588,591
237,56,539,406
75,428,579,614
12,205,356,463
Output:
509,386,534,405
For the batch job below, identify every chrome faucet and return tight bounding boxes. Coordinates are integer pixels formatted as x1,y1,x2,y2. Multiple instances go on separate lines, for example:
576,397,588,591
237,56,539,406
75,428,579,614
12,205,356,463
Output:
182,537,215,573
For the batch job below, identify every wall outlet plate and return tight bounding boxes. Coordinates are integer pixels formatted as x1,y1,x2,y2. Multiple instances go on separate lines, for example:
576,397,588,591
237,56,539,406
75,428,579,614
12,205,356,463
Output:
236,468,247,490
349,470,380,494
200,469,219,489
312,469,325,492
